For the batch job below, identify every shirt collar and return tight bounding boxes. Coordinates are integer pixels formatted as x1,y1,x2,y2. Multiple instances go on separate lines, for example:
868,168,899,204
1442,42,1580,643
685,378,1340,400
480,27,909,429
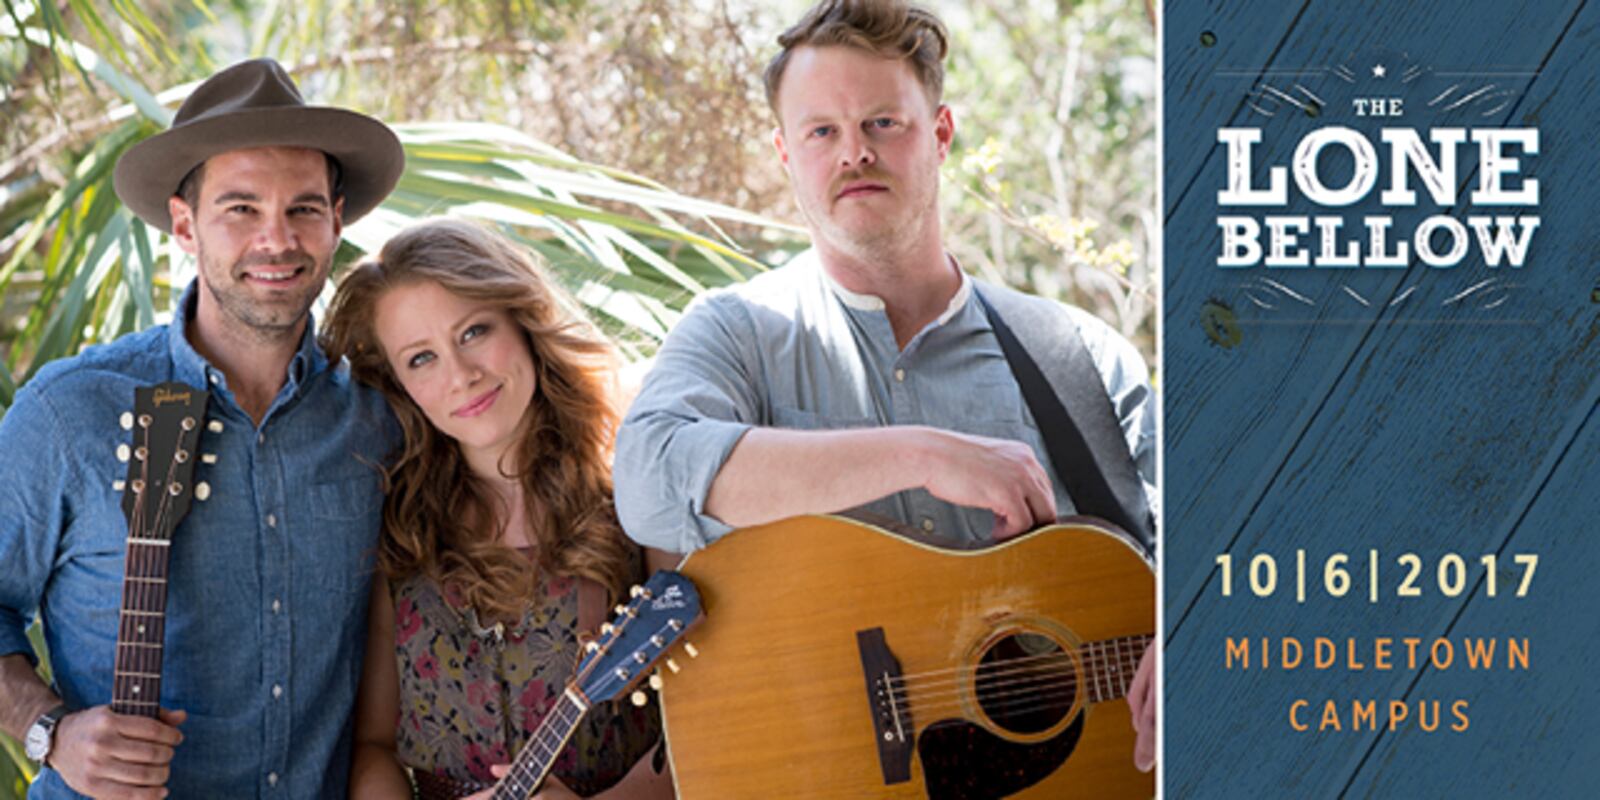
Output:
166,279,328,395
813,248,973,327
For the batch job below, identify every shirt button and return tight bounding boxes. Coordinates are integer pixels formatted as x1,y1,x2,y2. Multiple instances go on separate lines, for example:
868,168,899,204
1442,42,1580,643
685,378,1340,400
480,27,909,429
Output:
894,368,906,382
272,684,283,699
257,432,266,445
921,518,935,532
207,373,219,385
266,513,277,528
272,599,282,614
267,772,278,787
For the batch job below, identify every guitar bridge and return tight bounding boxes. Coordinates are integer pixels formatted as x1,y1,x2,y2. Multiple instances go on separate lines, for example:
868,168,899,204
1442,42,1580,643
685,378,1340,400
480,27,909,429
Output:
857,627,912,785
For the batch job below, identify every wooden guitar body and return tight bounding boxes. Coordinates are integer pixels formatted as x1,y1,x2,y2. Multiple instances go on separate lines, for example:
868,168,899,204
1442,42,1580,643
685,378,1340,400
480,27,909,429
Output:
661,515,1154,799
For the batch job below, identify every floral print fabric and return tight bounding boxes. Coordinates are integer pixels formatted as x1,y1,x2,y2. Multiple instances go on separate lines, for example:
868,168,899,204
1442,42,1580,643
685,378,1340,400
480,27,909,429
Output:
392,566,661,795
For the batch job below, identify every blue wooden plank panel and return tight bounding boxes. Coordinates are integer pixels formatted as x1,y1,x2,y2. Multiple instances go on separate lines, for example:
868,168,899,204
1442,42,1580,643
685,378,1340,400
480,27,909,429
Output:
1344,397,1600,797
1163,0,1598,795
1164,0,1581,624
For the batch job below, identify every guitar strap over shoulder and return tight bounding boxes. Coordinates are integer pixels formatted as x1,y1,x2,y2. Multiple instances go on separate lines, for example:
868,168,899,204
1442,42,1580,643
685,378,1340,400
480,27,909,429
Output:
974,287,1154,556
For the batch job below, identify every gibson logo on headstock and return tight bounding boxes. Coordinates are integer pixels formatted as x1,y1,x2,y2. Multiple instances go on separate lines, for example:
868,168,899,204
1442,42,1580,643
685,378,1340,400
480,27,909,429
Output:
152,387,193,408
651,584,687,611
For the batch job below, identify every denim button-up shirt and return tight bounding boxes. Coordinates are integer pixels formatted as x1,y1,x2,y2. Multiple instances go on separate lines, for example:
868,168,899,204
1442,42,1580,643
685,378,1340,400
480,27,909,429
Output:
614,250,1156,553
0,283,397,798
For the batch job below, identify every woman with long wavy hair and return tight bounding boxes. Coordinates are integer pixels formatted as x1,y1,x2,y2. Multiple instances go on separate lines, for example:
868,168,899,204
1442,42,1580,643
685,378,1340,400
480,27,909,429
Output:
323,219,674,800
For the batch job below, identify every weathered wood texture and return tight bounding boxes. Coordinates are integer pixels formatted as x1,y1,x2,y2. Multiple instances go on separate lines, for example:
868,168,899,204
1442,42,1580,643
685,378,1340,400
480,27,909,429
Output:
1164,0,1599,795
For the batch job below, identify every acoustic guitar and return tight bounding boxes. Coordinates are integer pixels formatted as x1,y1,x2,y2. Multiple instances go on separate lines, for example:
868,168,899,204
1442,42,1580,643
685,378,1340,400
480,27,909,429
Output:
659,515,1153,799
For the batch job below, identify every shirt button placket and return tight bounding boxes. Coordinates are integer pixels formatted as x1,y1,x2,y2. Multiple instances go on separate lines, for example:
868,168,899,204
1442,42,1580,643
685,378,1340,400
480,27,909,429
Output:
255,425,290,788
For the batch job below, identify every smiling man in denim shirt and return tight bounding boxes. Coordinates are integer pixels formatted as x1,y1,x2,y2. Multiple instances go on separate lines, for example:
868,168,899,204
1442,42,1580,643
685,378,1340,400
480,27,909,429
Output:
0,59,402,798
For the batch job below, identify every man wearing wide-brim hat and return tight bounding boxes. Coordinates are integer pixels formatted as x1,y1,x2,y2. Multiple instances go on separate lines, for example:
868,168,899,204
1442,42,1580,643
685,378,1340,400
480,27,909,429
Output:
0,58,404,798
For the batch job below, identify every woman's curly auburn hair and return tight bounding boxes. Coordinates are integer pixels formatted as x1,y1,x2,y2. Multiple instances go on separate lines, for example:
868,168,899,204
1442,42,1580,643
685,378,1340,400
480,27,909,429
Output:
321,218,633,619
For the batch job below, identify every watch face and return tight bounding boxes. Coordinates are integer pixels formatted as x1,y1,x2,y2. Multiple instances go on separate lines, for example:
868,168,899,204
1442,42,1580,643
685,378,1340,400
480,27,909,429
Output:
24,721,50,761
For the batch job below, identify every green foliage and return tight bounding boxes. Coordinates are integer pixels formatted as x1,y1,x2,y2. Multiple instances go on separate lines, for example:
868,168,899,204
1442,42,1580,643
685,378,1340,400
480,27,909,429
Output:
941,0,1157,353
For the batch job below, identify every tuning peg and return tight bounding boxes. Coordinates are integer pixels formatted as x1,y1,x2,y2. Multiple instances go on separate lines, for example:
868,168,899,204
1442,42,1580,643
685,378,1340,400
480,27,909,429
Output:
600,623,614,635
667,619,684,631
120,412,134,430
648,673,664,691
684,642,699,658
202,453,218,465
181,416,197,431
134,446,147,462
117,444,131,462
614,604,628,616
665,658,680,674
194,482,211,501
585,640,600,653
629,585,644,598
630,690,649,707
130,479,145,494
138,414,152,429
113,480,126,492
632,652,648,665
207,420,224,433
649,634,665,647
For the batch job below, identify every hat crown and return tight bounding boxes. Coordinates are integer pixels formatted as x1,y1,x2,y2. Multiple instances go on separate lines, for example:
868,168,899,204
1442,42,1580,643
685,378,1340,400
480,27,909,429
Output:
173,59,307,128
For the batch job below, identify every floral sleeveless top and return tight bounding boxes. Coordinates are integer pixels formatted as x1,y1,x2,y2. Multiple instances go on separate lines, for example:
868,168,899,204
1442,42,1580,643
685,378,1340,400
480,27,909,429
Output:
391,560,661,795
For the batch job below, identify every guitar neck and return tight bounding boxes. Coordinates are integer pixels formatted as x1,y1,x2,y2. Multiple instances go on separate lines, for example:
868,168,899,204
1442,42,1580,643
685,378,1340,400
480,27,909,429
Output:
108,382,211,720
111,535,173,718
1081,634,1151,704
490,688,590,800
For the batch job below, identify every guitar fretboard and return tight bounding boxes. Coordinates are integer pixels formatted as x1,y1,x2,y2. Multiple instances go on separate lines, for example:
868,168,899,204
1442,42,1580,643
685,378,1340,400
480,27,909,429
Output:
491,689,589,800
1082,634,1151,704
112,526,176,717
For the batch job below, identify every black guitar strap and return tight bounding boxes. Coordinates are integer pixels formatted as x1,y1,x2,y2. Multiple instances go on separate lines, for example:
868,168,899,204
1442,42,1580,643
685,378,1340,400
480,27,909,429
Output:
974,288,1154,555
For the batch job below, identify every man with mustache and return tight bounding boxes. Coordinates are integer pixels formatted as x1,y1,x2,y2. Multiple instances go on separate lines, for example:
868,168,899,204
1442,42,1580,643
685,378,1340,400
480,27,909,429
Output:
614,0,1158,777
0,59,402,797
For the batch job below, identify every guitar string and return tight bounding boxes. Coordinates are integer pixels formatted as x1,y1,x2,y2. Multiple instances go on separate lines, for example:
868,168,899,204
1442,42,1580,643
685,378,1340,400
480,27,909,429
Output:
887,655,1145,715
116,422,158,705
496,692,582,799
904,686,1127,721
879,645,1149,708
883,648,1147,697
886,661,1131,707
118,418,186,703
890,671,1116,709
883,637,1152,688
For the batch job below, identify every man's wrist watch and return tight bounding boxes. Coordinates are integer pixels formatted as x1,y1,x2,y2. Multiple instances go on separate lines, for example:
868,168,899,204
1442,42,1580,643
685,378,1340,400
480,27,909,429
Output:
23,704,68,765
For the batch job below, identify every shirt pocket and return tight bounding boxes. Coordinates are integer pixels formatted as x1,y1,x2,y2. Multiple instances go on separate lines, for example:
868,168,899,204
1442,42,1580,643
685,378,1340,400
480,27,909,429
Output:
304,475,383,596
954,380,1035,430
310,474,382,521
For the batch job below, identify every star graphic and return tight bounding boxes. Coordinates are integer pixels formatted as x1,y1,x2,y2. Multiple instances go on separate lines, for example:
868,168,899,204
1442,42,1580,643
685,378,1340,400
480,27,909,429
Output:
1373,64,1387,78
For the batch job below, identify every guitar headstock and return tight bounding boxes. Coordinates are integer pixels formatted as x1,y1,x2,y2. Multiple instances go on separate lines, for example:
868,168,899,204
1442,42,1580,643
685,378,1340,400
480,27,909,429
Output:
118,382,212,540
574,570,701,706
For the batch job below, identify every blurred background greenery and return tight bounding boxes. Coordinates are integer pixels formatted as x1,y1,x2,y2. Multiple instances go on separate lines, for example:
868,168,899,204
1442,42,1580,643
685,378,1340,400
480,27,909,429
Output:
1,0,1154,787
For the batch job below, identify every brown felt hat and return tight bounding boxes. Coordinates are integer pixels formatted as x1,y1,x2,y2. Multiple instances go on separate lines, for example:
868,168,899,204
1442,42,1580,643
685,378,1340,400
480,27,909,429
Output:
113,58,404,232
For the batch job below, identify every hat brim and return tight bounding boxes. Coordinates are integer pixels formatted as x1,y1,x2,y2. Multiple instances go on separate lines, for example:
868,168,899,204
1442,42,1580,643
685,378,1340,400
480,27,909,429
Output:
113,105,404,233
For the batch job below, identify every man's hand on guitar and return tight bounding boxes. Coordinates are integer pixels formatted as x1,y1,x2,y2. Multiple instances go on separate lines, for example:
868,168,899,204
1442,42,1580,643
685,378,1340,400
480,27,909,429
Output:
916,429,1057,539
51,705,185,799
1128,644,1156,772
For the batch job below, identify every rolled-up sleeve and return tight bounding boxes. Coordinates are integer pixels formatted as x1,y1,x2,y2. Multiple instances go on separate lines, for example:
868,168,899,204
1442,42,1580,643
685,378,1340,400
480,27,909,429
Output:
0,385,71,664
614,293,764,553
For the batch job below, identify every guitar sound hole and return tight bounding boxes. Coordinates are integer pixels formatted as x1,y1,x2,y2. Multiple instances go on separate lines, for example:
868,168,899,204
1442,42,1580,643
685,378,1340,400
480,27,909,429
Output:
975,633,1074,735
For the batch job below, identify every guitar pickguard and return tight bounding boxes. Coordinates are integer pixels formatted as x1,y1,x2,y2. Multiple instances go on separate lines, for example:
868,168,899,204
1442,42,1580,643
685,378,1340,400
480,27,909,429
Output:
916,712,1085,800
